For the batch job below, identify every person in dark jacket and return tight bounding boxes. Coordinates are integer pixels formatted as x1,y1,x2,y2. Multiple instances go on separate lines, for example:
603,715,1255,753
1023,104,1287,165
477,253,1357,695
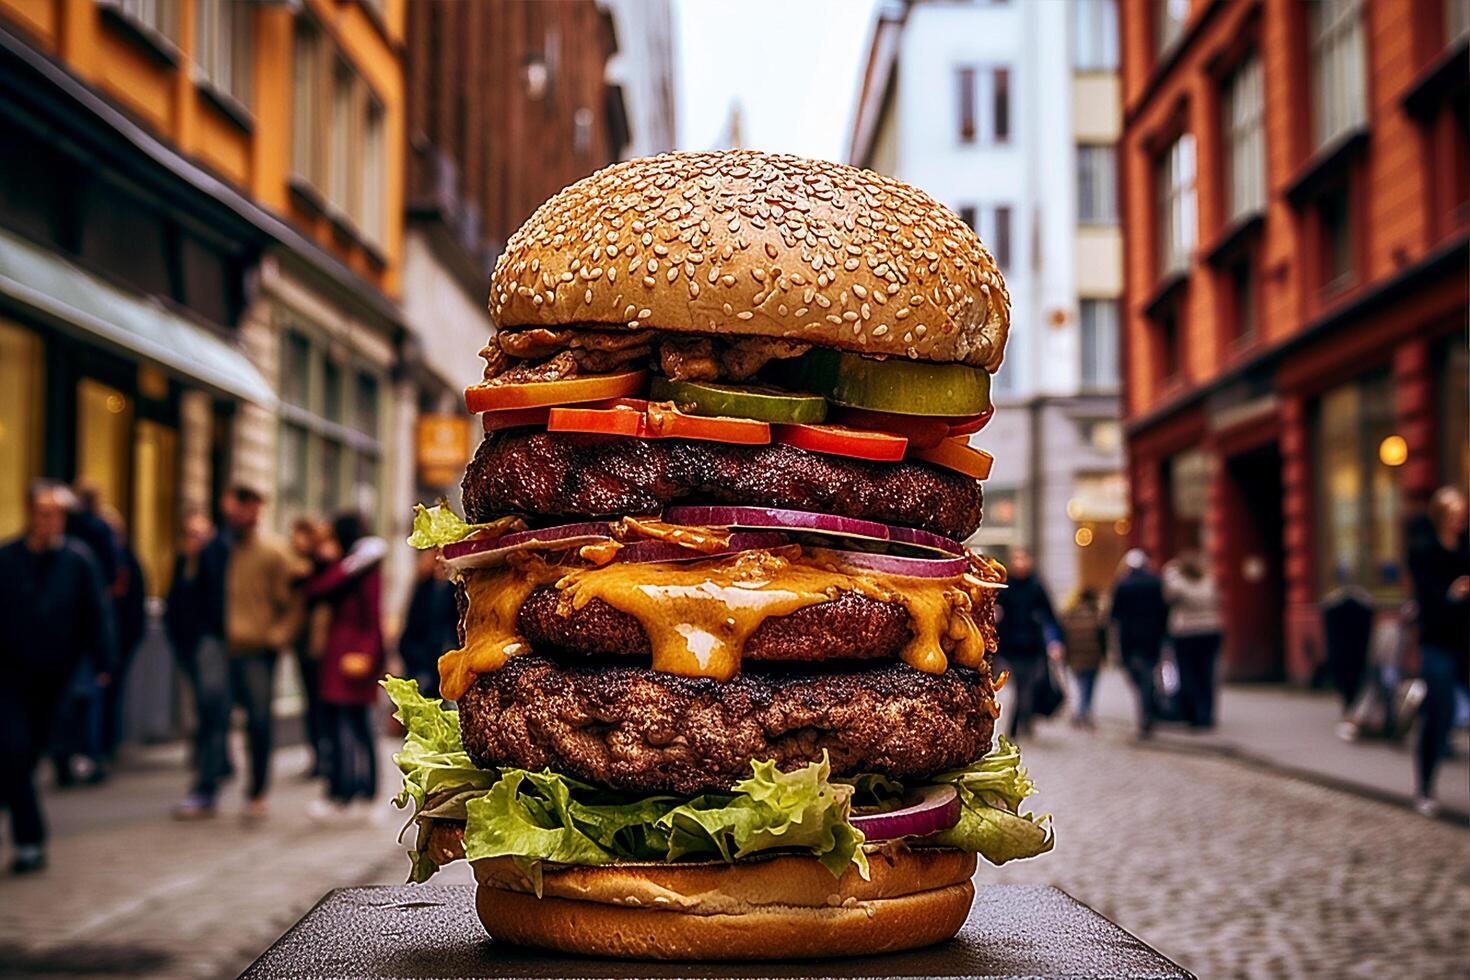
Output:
287,517,333,780
399,549,457,699
96,507,147,767
305,513,387,819
167,508,234,820
1407,487,1469,818
1063,590,1107,728
0,481,115,873
1109,549,1169,738
995,548,1064,739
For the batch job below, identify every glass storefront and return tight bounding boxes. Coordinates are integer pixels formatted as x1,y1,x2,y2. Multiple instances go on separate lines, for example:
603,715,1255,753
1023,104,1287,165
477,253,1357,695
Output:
1313,369,1402,599
76,377,134,514
0,318,43,539
1438,333,1468,493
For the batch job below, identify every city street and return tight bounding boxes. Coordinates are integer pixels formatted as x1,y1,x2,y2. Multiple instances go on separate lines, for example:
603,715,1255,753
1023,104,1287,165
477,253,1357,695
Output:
2,672,1466,979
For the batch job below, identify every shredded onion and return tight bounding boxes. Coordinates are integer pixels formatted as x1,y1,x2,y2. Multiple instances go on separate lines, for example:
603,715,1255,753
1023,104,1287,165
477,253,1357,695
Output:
850,785,961,840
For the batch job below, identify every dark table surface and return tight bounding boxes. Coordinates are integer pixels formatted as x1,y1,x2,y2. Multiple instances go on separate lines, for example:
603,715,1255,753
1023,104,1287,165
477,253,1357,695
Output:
240,884,1193,980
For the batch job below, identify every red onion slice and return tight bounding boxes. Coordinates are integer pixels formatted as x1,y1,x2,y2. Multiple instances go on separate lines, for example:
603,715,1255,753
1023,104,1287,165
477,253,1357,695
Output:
661,506,962,556
441,521,614,569
850,784,960,841
615,531,791,564
816,548,969,579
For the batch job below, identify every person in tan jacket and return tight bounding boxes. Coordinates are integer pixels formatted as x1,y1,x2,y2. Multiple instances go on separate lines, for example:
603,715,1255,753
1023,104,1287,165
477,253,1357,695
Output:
223,486,308,818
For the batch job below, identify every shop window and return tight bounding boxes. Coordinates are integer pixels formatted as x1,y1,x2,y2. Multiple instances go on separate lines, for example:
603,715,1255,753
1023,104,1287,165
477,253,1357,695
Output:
1313,371,1403,598
1154,0,1188,56
282,333,312,409
76,379,132,515
1222,55,1266,222
195,0,253,108
1077,145,1118,226
131,420,177,597
1309,0,1367,149
1080,299,1120,390
0,320,44,540
1073,0,1119,71
1156,134,1197,277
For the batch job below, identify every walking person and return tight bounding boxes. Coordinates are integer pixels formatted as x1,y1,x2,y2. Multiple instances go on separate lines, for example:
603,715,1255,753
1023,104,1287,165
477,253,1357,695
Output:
0,481,115,873
97,506,147,770
995,548,1064,740
168,508,233,819
1110,549,1169,738
399,549,457,699
305,514,387,819
1406,486,1469,818
223,485,305,820
288,517,334,780
1063,589,1107,728
1163,550,1224,729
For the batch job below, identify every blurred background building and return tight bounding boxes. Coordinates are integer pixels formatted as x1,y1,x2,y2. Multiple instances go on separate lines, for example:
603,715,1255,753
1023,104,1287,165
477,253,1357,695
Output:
1117,0,1468,682
849,0,1128,604
0,0,675,742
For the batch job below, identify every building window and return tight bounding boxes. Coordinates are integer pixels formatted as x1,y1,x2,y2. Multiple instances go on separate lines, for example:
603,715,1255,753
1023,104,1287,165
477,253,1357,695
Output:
1314,370,1403,598
1222,55,1265,221
107,0,177,41
328,59,356,215
991,206,1013,268
1308,0,1367,150
277,329,386,527
291,21,323,187
1077,145,1118,225
1155,133,1197,276
956,66,1011,145
1318,183,1354,290
957,67,977,143
1157,305,1182,383
195,0,252,106
1154,0,1188,56
1073,0,1119,71
361,97,386,246
1437,334,1469,491
958,205,978,230
1449,0,1470,42
1227,256,1258,346
1079,299,1120,390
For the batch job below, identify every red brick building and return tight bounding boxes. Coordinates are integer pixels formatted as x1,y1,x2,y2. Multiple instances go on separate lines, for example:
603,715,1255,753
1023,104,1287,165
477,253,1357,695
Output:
1118,0,1467,681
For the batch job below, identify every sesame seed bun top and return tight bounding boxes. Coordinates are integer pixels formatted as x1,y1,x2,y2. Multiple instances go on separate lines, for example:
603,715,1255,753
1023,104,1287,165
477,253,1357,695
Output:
489,150,1011,371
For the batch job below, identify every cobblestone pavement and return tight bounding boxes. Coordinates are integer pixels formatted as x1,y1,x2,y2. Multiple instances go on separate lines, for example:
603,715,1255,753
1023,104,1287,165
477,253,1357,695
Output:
990,718,1470,979
3,696,1467,979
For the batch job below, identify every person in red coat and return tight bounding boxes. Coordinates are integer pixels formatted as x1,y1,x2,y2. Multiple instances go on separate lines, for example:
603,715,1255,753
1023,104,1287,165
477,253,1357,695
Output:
304,513,387,816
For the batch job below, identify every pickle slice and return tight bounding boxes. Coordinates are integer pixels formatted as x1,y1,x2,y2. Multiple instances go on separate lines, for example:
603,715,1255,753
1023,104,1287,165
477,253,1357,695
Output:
800,349,992,417
649,377,828,424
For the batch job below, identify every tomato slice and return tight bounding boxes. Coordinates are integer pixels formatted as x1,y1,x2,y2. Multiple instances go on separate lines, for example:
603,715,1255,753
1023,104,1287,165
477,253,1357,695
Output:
547,404,646,438
774,423,908,461
481,406,552,432
831,407,950,450
464,370,647,413
547,401,771,445
912,437,994,479
946,407,994,437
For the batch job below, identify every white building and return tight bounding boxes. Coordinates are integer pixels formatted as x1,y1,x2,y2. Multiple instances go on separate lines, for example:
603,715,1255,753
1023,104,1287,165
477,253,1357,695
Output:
850,0,1126,603
602,0,679,160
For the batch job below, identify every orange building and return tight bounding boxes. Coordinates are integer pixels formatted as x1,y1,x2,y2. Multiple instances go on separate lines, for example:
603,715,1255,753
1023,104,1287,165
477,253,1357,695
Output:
1117,0,1467,681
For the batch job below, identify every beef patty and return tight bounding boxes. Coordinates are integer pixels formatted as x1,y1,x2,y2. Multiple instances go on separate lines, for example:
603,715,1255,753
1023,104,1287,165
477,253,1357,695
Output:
457,655,997,795
462,430,984,540
515,587,913,663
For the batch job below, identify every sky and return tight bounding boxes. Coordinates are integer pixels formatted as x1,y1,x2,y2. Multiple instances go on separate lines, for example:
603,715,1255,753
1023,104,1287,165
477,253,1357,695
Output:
672,0,883,162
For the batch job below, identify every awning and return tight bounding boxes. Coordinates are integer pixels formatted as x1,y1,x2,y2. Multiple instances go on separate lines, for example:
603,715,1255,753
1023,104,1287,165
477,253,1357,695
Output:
0,227,277,407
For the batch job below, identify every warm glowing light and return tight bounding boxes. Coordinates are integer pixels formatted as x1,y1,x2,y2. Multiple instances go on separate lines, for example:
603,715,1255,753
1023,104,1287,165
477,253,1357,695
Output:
1378,435,1407,467
104,394,127,415
1065,498,1083,521
1075,526,1094,547
1114,518,1132,536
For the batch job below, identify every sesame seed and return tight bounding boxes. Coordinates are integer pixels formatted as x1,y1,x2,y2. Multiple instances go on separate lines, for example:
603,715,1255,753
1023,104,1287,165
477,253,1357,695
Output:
643,276,657,288
737,311,754,320
638,308,652,318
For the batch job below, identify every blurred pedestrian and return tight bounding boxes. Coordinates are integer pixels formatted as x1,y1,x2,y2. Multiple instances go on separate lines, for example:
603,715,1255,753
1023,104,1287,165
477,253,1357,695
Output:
995,548,1064,740
223,485,305,820
0,481,114,873
96,505,146,769
1163,549,1224,729
288,517,334,780
168,508,233,819
1063,589,1106,728
1406,486,1469,818
1110,549,1169,738
399,549,457,699
305,513,387,820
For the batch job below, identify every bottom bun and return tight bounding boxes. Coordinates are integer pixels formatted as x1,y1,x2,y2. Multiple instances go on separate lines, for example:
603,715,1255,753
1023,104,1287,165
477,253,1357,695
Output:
471,848,976,960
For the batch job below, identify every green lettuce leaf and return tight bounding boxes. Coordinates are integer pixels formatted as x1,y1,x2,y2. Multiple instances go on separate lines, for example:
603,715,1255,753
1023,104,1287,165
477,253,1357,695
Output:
927,736,1054,865
407,503,519,549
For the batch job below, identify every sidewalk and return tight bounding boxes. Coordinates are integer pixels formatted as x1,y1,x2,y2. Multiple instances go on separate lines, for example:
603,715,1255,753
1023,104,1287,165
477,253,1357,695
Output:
0,736,422,980
1078,667,1470,822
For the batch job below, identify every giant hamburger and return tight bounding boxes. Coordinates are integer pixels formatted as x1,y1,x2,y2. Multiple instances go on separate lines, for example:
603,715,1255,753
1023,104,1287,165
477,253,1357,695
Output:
387,150,1052,960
